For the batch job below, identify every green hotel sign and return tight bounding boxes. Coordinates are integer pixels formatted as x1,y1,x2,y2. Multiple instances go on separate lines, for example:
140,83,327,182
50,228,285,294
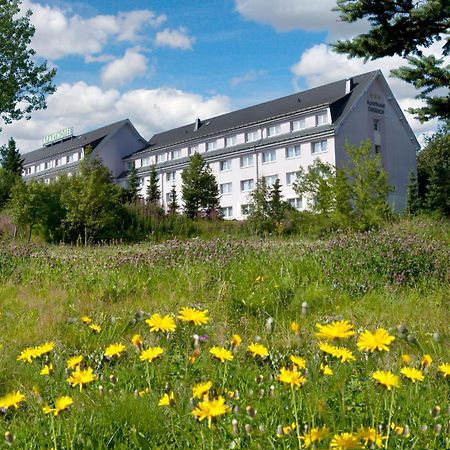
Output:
43,127,73,146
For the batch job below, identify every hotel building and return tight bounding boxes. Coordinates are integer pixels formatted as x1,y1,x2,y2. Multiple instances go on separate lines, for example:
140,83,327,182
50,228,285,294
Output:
22,70,418,218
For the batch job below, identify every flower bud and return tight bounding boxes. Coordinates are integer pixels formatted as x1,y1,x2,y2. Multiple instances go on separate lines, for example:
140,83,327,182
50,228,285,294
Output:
4,431,14,444
269,385,275,397
301,301,308,316
109,375,117,385
255,374,264,384
265,317,274,334
432,405,441,418
246,405,256,418
244,424,252,434
258,424,265,433
402,425,410,437
432,331,440,342
434,424,442,434
276,425,283,437
232,419,239,435
255,335,262,342
98,385,104,395
421,425,428,433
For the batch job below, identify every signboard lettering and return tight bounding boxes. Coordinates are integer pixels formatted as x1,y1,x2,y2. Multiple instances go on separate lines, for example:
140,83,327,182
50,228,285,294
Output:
43,127,73,146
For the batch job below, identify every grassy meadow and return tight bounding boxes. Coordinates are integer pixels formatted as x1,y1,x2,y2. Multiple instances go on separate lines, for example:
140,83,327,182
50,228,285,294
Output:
0,217,449,449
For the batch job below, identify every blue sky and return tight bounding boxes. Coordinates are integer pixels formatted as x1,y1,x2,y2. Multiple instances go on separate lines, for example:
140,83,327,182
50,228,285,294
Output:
1,0,444,152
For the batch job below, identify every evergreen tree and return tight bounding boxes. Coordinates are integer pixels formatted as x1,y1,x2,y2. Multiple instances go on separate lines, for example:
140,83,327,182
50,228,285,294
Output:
406,171,421,215
146,165,161,204
181,153,220,219
168,185,179,215
247,178,273,235
269,178,285,223
127,164,139,202
0,0,56,130
333,0,449,124
0,138,23,174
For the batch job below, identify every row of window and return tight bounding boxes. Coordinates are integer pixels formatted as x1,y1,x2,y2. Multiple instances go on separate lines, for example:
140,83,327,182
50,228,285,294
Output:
23,151,83,176
221,197,302,218
134,111,330,169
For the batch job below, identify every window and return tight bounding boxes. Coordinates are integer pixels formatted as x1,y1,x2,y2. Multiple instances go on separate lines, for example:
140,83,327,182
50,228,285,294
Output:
264,175,278,188
170,150,181,160
165,192,172,203
291,118,306,131
267,124,281,137
142,157,150,167
241,204,254,216
220,182,232,195
286,145,301,159
67,154,75,163
220,160,232,172
225,136,237,147
240,154,254,168
221,206,233,218
375,145,381,154
240,179,254,192
316,112,328,126
188,145,198,156
286,171,299,186
246,130,259,142
166,171,175,182
374,120,380,131
206,140,217,151
288,197,302,210
311,140,328,154
78,151,83,160
138,178,145,188
156,153,166,163
262,149,276,164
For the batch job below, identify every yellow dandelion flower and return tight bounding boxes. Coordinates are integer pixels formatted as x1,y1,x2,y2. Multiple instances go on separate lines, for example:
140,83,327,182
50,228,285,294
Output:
357,427,386,448
315,320,355,340
40,363,53,376
192,381,213,399
291,321,300,334
89,324,101,333
230,334,242,348
0,391,25,410
34,342,55,357
43,396,73,416
138,387,150,397
300,426,329,448
290,355,306,369
247,343,269,358
319,342,355,362
254,275,264,283
177,307,209,326
357,328,395,352
372,370,400,390
421,354,432,367
277,367,306,389
192,396,231,428
400,367,424,383
145,314,176,333
104,343,126,359
66,367,98,392
329,432,361,449
320,363,333,376
81,315,92,324
401,354,412,365
438,362,450,378
131,334,142,347
158,391,175,407
67,355,83,370
140,347,164,363
209,346,233,363
17,346,40,363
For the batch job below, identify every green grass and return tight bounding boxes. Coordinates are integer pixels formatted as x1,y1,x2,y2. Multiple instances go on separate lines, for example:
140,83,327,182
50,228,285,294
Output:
0,217,449,449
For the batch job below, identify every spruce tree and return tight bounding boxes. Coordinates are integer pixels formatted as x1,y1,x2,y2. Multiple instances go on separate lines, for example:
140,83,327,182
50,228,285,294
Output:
0,138,23,174
247,178,273,234
146,165,161,204
181,153,219,219
168,185,178,215
269,178,285,223
127,164,139,202
333,0,449,124
406,171,421,215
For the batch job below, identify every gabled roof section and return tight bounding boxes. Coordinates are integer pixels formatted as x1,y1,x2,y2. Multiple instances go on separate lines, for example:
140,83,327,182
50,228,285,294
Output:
145,70,379,152
22,119,132,165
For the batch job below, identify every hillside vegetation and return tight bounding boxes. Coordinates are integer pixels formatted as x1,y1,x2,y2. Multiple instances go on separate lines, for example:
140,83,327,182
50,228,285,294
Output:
0,218,448,449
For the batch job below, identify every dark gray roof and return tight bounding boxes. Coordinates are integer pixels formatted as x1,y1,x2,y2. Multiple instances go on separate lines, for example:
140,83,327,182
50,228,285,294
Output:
22,119,132,165
143,70,379,152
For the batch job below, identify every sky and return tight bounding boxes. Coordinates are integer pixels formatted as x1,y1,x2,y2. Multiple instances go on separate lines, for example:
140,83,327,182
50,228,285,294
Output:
0,0,445,153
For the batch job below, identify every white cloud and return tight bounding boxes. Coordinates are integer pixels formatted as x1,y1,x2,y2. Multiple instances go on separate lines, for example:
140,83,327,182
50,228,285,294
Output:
101,50,148,87
22,0,166,60
84,54,116,64
290,43,447,140
234,0,368,39
0,83,231,153
230,70,267,87
155,28,196,50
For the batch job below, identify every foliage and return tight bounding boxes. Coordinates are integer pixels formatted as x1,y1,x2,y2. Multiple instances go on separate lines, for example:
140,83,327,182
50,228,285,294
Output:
0,137,23,174
0,167,18,209
181,153,220,219
168,184,178,215
333,0,449,124
0,0,56,130
406,172,421,215
126,164,140,202
269,177,285,223
246,178,273,235
146,165,161,205
416,129,450,216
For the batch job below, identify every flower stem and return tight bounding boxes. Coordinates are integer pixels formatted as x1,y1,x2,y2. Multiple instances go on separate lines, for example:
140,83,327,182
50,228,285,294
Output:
385,388,395,448
50,414,58,450
291,386,302,449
